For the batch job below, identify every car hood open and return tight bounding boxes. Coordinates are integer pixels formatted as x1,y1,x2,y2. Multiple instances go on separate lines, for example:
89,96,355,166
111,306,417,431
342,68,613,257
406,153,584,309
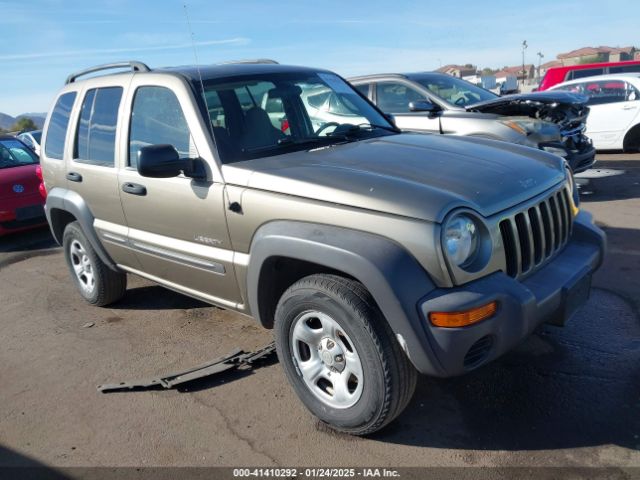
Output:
223,133,566,223
466,91,590,128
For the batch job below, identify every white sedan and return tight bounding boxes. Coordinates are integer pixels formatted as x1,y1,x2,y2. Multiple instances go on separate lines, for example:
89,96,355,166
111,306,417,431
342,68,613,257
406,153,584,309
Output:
550,73,640,151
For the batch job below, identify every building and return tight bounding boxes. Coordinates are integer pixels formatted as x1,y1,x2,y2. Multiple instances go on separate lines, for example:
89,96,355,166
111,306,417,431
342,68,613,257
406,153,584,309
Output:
557,46,638,66
493,64,535,84
435,64,478,78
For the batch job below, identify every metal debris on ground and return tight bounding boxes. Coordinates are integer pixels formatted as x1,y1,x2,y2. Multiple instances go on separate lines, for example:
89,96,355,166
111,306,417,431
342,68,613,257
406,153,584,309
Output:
97,342,276,393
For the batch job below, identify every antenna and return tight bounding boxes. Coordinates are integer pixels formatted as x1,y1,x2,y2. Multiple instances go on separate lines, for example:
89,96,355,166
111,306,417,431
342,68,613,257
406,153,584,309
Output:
183,2,215,141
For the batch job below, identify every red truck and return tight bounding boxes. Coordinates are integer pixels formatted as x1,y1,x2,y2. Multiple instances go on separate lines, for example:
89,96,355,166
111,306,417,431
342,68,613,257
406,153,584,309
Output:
539,60,640,91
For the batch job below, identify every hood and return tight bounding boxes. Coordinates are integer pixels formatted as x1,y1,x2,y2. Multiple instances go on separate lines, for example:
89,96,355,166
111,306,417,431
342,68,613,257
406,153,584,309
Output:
222,133,565,223
466,91,590,131
0,164,40,200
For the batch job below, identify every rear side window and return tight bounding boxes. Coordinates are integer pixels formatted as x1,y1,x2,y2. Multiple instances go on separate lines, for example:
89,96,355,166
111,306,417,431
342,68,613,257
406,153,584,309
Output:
44,92,77,160
128,86,195,168
74,87,122,167
567,68,604,80
609,65,640,74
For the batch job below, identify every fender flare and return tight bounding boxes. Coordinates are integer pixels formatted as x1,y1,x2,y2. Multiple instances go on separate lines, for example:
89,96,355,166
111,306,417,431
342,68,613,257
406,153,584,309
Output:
246,220,445,376
45,187,118,270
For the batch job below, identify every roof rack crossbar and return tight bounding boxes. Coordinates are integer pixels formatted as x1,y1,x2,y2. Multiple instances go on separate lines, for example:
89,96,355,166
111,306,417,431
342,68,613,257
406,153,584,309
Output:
219,59,279,65
65,61,151,84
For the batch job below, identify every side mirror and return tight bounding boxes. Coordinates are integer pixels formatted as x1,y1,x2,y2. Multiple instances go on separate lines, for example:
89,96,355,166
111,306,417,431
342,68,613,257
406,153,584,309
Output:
137,144,188,178
408,100,441,113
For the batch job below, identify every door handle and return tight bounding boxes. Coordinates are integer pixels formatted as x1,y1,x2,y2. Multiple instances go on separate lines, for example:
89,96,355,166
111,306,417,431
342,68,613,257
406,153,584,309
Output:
622,105,636,110
66,172,83,182
121,182,147,196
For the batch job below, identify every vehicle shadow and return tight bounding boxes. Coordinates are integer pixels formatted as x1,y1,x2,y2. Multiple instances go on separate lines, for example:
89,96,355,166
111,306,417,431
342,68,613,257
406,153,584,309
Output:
578,159,640,202
374,287,640,451
110,285,209,311
0,226,56,253
0,444,70,479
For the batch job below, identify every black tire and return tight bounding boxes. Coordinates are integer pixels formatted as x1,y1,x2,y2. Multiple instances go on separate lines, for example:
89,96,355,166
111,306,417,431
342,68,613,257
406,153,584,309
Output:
274,274,417,435
63,221,126,306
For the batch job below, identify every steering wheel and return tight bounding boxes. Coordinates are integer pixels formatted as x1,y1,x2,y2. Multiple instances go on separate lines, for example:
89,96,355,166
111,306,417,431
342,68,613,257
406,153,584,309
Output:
315,122,341,136
454,96,467,106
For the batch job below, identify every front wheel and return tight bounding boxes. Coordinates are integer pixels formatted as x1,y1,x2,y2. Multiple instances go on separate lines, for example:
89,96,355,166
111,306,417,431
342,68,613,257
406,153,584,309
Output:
274,274,417,435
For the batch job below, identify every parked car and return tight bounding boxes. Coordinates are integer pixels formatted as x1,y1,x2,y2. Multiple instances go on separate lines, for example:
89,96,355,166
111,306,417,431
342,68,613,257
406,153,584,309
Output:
0,135,46,236
538,59,640,91
549,73,640,151
349,72,595,173
17,130,42,156
41,60,604,435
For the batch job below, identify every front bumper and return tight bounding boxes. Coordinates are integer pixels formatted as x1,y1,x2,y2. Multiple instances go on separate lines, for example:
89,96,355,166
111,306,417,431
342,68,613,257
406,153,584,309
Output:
413,210,605,377
564,144,596,173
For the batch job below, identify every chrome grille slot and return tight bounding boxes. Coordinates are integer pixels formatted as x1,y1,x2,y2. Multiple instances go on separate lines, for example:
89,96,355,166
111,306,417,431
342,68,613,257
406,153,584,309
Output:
499,186,573,279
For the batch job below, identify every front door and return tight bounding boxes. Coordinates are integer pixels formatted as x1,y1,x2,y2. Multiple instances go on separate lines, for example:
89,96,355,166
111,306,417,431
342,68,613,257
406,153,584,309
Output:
117,79,242,308
374,81,441,133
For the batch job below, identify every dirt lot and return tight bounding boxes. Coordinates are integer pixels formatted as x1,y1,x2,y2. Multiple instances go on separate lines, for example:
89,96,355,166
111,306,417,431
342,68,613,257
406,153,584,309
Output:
1,153,639,476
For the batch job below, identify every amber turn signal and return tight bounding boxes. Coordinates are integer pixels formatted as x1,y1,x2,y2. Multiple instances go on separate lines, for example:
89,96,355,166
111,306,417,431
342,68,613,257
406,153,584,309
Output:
429,301,498,328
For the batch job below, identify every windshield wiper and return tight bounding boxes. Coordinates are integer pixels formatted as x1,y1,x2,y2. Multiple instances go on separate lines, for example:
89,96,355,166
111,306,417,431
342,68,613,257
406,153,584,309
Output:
327,123,400,138
242,136,345,153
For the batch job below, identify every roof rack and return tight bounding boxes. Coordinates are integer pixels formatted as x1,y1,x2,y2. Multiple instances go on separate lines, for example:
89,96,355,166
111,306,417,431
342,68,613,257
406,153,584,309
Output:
65,61,151,84
219,59,279,65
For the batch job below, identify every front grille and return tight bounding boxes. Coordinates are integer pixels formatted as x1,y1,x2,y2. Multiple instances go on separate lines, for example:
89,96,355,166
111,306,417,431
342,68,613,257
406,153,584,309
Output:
499,186,573,279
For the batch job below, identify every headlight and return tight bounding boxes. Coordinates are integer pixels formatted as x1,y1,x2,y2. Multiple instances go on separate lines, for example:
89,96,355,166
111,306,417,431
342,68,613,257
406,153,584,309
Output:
566,167,580,214
542,145,568,158
443,214,479,267
500,119,552,136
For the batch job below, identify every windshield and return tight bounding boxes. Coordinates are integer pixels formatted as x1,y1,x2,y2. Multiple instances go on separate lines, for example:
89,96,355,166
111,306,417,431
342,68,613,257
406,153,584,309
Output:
200,71,397,163
0,139,39,169
410,74,497,107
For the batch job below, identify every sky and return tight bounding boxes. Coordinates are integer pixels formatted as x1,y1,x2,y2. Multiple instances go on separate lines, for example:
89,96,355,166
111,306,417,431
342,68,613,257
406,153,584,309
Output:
0,0,637,116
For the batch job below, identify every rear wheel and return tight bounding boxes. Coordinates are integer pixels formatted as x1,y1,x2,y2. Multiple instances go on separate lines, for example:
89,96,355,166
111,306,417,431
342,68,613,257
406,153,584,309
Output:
63,222,126,306
274,274,417,435
623,125,640,152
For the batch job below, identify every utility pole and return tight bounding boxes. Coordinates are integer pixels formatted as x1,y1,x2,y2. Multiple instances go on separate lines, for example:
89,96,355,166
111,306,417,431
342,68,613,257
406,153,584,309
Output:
537,51,544,82
521,40,528,87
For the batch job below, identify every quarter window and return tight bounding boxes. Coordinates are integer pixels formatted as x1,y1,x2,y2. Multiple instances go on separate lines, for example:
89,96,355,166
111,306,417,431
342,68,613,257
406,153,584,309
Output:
129,86,195,168
354,83,370,98
44,92,77,160
74,87,123,167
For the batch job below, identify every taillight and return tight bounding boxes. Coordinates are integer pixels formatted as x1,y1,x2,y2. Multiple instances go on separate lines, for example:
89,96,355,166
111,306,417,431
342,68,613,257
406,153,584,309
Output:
36,165,47,199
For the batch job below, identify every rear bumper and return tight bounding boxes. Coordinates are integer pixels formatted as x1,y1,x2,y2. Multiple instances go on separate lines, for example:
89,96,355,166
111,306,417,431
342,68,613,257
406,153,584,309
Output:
412,210,605,377
0,195,46,236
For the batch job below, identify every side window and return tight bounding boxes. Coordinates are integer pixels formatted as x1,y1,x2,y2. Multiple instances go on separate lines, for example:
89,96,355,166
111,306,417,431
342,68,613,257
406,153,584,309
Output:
354,83,370,98
568,68,604,80
375,82,424,113
129,86,194,168
580,80,630,106
44,92,77,160
74,87,122,167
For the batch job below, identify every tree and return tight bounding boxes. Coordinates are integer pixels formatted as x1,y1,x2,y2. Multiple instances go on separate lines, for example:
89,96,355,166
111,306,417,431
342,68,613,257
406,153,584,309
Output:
11,117,38,132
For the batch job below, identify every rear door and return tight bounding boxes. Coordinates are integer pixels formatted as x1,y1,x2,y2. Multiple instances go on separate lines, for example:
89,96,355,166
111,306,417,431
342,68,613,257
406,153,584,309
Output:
117,75,242,308
65,77,137,267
